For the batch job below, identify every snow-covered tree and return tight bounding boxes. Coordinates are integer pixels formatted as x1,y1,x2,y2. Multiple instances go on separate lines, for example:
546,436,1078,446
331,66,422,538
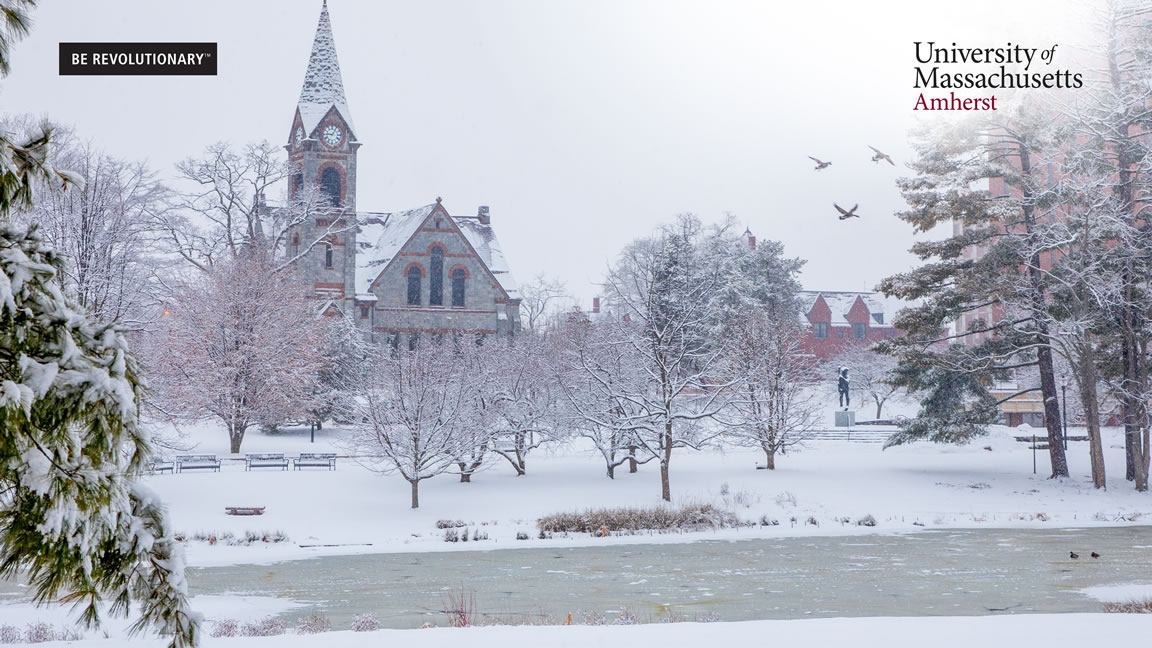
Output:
720,311,820,469
145,256,327,453
308,312,372,427
0,225,198,646
348,340,486,508
486,332,563,476
557,314,655,479
518,274,571,332
4,119,165,327
600,215,731,501
157,141,352,272
878,111,1071,476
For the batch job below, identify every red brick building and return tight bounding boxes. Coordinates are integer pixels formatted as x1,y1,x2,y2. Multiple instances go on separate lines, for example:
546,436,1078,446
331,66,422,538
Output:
799,291,900,359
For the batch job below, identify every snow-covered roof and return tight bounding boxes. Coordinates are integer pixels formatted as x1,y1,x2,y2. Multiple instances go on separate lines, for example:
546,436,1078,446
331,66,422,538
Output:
297,2,356,139
800,290,893,327
456,216,520,299
355,205,436,294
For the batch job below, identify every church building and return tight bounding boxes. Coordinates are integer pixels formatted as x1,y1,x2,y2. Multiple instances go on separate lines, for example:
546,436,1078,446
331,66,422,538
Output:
284,2,521,346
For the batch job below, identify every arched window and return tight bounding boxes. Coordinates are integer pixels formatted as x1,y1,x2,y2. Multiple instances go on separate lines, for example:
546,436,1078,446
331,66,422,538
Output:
320,167,341,207
429,247,444,306
407,266,422,305
451,268,466,307
292,171,303,199
324,243,334,268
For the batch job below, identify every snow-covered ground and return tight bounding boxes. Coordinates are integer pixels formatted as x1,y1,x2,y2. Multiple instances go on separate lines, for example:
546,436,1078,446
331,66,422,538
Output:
0,614,1149,648
141,414,1152,567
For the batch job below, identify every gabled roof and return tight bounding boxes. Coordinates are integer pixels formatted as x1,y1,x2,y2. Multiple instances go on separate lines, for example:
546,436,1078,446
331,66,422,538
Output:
455,216,520,299
297,1,356,139
355,205,436,294
800,290,892,327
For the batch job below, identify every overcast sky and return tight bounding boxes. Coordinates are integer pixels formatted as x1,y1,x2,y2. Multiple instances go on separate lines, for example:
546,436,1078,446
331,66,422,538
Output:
1,0,1096,305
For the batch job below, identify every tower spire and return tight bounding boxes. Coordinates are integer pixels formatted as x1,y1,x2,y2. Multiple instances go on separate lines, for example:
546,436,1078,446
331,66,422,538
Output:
297,1,355,139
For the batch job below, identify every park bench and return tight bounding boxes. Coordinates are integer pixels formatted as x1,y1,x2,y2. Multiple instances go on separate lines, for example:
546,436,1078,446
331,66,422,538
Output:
224,506,265,516
174,454,221,473
293,453,337,470
148,459,174,474
245,453,289,471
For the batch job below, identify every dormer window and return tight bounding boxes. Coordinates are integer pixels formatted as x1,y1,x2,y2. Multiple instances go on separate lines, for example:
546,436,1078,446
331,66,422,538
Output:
814,322,828,339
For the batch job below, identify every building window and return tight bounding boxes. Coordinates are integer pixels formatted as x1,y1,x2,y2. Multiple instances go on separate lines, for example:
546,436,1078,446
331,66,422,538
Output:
360,306,369,319
451,268,466,307
407,266,422,305
324,243,334,268
836,329,845,339
814,322,828,339
429,247,444,306
853,322,867,339
320,167,341,207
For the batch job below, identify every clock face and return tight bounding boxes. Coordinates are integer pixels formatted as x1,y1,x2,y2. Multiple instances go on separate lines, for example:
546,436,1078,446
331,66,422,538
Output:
322,125,342,147
293,127,304,147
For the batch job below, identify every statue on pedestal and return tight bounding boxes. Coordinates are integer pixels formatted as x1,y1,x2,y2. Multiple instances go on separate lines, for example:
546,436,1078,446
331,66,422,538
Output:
837,366,850,410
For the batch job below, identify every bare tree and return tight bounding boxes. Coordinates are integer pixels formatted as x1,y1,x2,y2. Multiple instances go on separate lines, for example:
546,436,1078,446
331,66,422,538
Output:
6,122,166,327
600,215,731,501
557,315,656,479
159,141,353,272
487,333,563,476
720,312,820,469
347,340,487,508
144,255,328,453
518,273,570,332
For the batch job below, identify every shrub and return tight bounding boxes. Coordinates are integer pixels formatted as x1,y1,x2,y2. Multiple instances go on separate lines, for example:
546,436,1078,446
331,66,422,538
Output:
805,516,819,526
296,614,332,634
444,589,477,628
210,619,239,638
241,617,286,637
537,503,738,534
775,491,798,507
57,626,83,641
759,515,779,527
472,528,488,541
443,529,459,543
351,613,382,632
856,514,877,527
436,519,467,529
24,622,55,643
1103,599,1152,613
0,625,21,644
516,532,530,540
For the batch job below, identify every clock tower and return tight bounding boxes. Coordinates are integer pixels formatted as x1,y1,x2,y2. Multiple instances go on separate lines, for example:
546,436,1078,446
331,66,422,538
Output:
286,0,360,312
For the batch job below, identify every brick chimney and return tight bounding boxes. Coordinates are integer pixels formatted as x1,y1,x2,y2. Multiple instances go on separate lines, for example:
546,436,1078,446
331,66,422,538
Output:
478,205,490,224
592,297,600,314
744,227,756,250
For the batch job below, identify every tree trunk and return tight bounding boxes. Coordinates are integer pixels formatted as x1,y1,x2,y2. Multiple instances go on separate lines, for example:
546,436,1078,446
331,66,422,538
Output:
1136,426,1150,492
628,445,638,473
764,448,776,470
1017,143,1069,479
606,463,615,480
229,426,243,454
875,397,883,420
410,479,420,509
459,472,471,483
660,423,673,502
1078,349,1106,489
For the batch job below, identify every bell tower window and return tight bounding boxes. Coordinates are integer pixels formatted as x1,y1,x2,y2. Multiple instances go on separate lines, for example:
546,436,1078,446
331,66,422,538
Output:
320,167,341,207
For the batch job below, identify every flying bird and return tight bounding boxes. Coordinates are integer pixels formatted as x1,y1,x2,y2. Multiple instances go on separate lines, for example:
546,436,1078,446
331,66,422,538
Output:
868,145,895,166
808,156,832,170
1070,551,1079,559
834,203,860,220
1091,552,1100,559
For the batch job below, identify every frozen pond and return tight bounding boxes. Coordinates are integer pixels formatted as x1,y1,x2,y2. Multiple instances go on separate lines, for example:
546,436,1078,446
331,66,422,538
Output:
177,527,1152,627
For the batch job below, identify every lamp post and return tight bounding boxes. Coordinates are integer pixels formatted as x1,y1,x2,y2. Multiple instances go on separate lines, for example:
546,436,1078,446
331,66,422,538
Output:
1061,384,1068,451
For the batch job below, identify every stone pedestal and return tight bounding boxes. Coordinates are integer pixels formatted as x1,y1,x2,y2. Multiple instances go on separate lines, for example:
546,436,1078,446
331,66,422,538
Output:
834,410,856,428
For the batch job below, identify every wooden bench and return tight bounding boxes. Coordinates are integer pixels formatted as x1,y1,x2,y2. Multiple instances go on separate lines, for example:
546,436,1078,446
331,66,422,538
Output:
293,453,337,470
175,454,220,473
148,459,174,474
224,506,265,516
245,453,289,471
